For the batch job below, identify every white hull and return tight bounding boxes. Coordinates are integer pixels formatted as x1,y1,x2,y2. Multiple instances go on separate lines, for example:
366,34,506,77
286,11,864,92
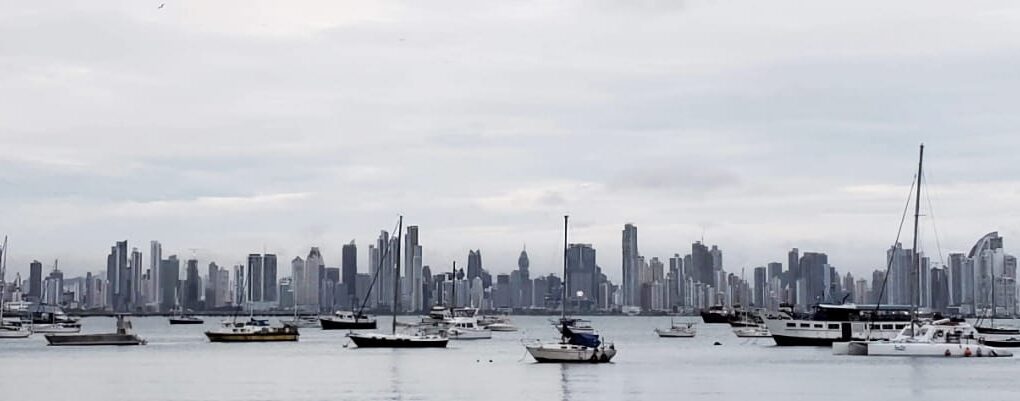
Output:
765,318,907,345
447,328,492,340
655,328,695,338
525,342,616,363
0,329,31,339
733,327,771,338
486,323,518,332
849,342,1011,357
31,324,82,334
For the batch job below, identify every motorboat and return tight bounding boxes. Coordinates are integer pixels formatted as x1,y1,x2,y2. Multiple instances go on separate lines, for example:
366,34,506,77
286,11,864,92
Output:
30,322,82,334
320,311,377,330
728,308,765,328
486,321,519,332
168,316,204,325
0,322,30,339
763,304,912,346
446,317,492,340
654,319,696,338
45,316,145,346
835,318,1012,357
700,305,731,324
733,326,772,338
553,317,595,334
279,315,320,329
205,318,299,342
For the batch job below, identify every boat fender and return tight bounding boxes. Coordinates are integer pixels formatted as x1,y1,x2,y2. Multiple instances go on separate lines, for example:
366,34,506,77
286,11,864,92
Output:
590,350,600,363
964,347,972,357
944,349,951,357
976,348,983,357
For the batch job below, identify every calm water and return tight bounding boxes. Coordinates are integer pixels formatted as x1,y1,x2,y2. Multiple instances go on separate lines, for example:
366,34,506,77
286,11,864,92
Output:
2,316,1018,401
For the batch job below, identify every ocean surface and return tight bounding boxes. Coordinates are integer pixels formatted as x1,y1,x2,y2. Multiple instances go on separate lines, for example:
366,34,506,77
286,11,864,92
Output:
2,316,1019,401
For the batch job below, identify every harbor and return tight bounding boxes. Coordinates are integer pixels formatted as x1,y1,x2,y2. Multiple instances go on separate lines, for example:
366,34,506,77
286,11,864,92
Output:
3,315,1019,401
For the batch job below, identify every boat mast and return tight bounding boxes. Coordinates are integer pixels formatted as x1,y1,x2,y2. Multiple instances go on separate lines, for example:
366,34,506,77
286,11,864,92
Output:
1,236,7,324
562,215,568,320
450,261,456,309
910,144,923,337
392,215,403,335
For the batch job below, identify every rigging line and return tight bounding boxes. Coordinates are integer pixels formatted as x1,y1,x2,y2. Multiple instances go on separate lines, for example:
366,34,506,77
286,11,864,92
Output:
868,174,917,339
353,216,403,322
921,170,946,268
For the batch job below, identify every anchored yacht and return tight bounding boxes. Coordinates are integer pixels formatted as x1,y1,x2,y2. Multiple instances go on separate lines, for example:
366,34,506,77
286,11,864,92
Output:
763,304,913,346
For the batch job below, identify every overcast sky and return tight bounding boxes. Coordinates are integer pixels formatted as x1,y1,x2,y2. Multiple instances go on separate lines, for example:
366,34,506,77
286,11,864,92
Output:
2,0,1020,282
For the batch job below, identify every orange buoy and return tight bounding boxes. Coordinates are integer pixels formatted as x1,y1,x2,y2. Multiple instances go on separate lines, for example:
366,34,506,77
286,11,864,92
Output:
964,347,972,357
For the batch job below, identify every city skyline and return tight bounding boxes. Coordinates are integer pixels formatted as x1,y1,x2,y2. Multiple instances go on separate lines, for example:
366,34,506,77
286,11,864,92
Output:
3,1,1020,281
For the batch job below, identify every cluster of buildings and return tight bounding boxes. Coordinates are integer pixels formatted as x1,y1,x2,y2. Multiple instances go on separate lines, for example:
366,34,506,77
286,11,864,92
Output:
1,224,1016,316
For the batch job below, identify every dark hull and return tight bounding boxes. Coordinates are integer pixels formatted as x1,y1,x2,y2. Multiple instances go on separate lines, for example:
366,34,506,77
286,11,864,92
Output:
205,332,298,342
348,336,448,348
981,339,1020,348
701,312,730,324
169,318,204,325
771,334,837,347
45,333,144,346
532,357,612,364
728,321,757,328
320,319,377,330
975,326,1020,335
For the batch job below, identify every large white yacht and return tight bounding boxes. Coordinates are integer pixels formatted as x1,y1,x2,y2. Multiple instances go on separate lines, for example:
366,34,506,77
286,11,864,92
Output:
835,318,1013,357
445,316,491,340
763,304,913,346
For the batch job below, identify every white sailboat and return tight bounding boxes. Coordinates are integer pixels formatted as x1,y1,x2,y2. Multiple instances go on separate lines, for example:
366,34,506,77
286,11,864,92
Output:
525,216,616,363
835,145,1012,358
0,236,31,339
654,318,696,338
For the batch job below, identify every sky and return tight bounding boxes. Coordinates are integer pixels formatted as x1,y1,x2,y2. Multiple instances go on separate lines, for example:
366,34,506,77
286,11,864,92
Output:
2,0,1020,282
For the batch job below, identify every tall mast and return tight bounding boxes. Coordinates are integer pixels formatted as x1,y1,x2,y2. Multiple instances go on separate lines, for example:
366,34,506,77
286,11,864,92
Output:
562,215,568,319
450,261,456,309
1,236,7,323
392,215,403,335
910,144,923,337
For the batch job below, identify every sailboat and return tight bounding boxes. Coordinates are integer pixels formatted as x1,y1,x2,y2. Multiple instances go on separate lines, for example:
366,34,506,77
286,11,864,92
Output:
348,216,448,348
280,278,321,329
973,259,1020,337
836,145,1012,357
525,216,616,363
654,318,696,338
205,265,298,342
168,293,203,325
0,236,31,339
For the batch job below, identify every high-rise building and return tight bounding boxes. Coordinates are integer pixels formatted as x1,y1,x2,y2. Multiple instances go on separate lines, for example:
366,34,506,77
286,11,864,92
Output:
28,260,43,301
206,262,219,308
467,250,482,281
566,243,600,311
621,223,639,307
342,241,357,306
404,226,422,313
691,242,713,287
130,247,143,310
106,241,129,312
787,248,800,305
247,254,263,302
150,241,162,306
887,243,914,306
263,254,278,303
159,255,180,311
184,259,201,310
305,248,323,311
753,266,767,307
799,252,828,306
291,256,304,309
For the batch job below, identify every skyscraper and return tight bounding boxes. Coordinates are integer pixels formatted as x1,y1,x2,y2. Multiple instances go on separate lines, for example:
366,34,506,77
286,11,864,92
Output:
342,241,357,306
184,259,201,310
150,240,162,305
621,223,639,307
290,256,304,310
566,243,599,310
691,241,713,287
263,254,278,303
305,247,323,311
130,247,143,309
467,250,482,281
404,225,422,313
247,254,263,302
159,255,180,311
107,241,128,312
753,266,767,307
28,260,42,301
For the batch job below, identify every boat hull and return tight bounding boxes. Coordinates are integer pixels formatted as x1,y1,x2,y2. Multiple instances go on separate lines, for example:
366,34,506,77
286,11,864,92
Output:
0,329,31,339
205,331,299,342
45,333,145,346
348,333,448,348
655,329,695,338
764,319,906,346
526,343,616,363
320,318,377,330
980,338,1020,348
733,328,772,338
864,342,1011,357
169,318,204,325
700,312,729,324
975,326,1020,335
31,324,82,334
486,324,518,332
447,329,492,340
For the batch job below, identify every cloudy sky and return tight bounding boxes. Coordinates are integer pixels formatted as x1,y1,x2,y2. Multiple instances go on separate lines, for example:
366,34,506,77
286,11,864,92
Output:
2,0,1020,281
